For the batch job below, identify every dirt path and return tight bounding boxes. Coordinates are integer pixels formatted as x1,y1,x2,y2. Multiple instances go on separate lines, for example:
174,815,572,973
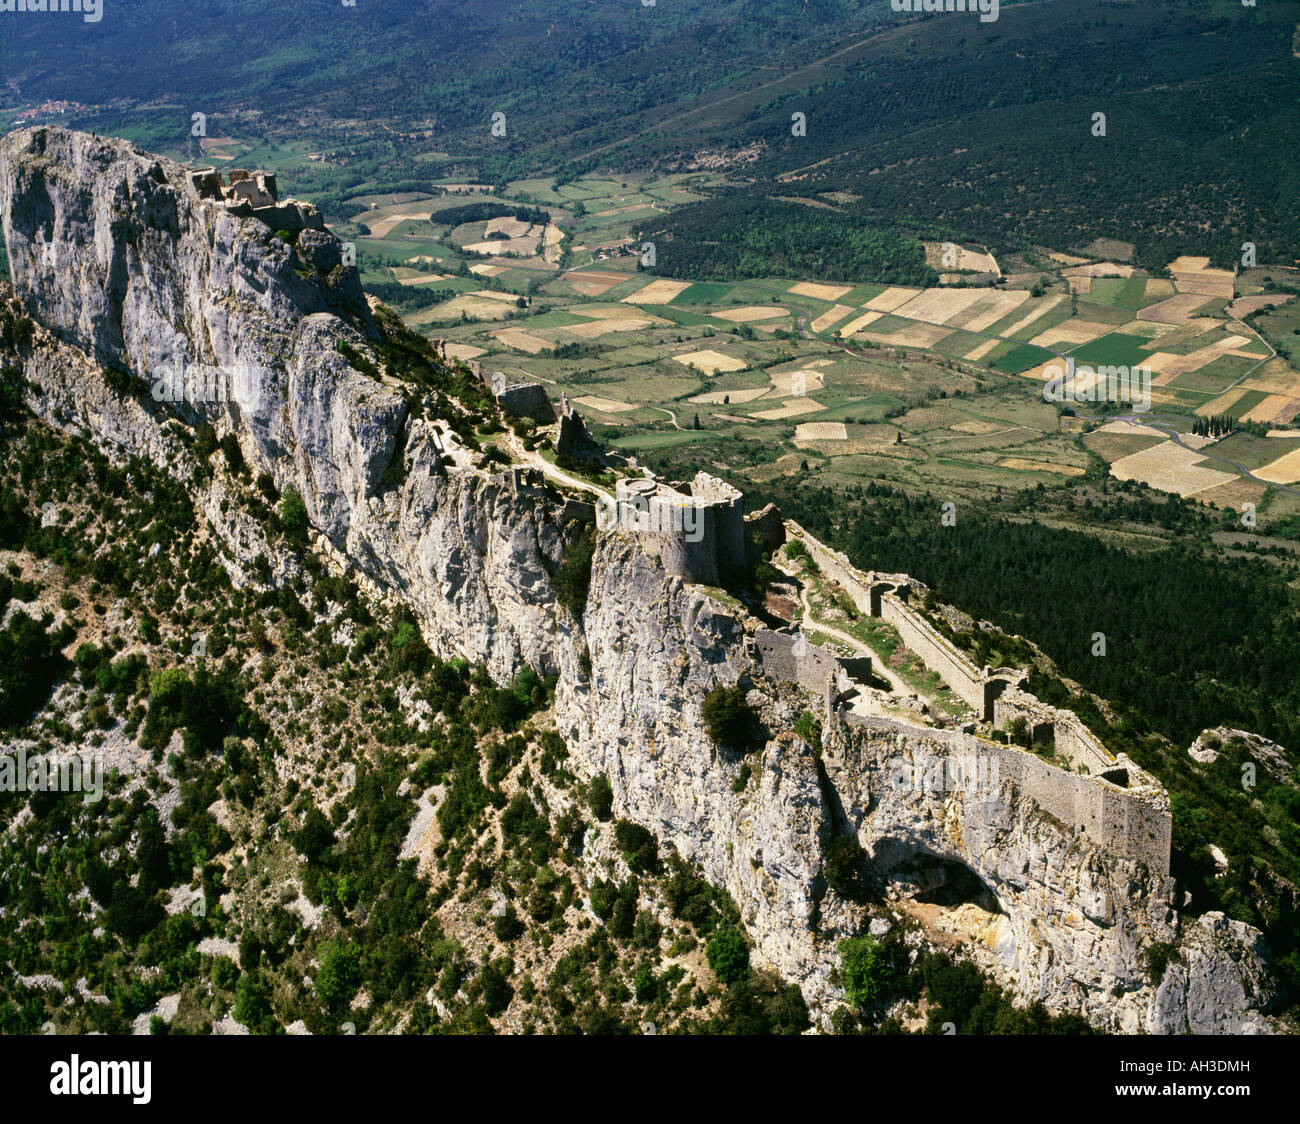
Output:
509,440,616,506
776,562,911,697
644,405,682,429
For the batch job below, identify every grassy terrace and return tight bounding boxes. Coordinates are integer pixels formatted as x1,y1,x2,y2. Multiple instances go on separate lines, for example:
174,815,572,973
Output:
780,545,967,720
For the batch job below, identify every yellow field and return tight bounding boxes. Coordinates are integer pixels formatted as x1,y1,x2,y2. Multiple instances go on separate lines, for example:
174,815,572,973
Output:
894,288,987,324
837,310,883,337
811,304,854,332
623,279,690,304
789,282,853,301
751,398,825,421
1167,256,1235,299
689,386,769,404
485,217,535,238
1228,294,1294,318
1110,441,1236,497
366,206,434,238
443,343,486,361
563,269,629,296
865,286,923,312
575,305,670,322
492,328,551,354
1061,262,1136,279
1241,394,1299,424
1137,294,1215,324
429,294,514,320
464,236,540,255
1252,447,1300,484
923,242,999,274
1096,420,1169,438
573,395,637,414
395,272,454,287
993,295,1068,341
954,291,1030,332
675,349,749,374
1198,387,1250,416
560,316,662,338
964,338,1001,361
714,306,788,323
859,322,952,348
769,368,826,397
1153,334,1251,378
1029,320,1113,348
794,422,848,442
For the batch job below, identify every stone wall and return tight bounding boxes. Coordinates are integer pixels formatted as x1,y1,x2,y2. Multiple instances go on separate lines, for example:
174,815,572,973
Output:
755,628,848,697
691,472,745,577
555,401,593,458
993,689,1117,775
878,590,989,715
791,522,877,617
786,518,1171,873
613,473,745,587
836,710,1171,874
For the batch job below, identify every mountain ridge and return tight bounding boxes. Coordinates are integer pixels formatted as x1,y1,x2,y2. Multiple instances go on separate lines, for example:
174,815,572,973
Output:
0,126,1283,1032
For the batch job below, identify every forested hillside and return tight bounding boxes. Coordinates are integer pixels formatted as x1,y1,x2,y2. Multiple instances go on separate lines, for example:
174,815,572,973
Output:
644,197,937,286
5,1,1295,265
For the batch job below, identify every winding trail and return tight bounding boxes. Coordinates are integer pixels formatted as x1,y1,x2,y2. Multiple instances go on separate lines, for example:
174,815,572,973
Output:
644,405,682,429
778,561,911,697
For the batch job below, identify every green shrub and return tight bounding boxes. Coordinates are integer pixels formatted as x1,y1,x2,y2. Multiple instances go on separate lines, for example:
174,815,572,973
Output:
554,526,596,617
701,684,755,750
793,710,821,748
314,940,361,1014
706,925,750,984
588,774,614,822
839,934,888,1008
613,820,659,874
279,488,308,538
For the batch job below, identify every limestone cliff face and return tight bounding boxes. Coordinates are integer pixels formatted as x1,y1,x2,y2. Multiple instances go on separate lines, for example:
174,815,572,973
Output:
553,537,1277,1030
0,127,576,681
0,127,1281,1032
553,536,864,1008
818,721,1265,1032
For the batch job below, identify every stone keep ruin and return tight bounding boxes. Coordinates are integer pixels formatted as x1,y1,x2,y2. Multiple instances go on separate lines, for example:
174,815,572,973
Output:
188,167,326,233
613,474,745,587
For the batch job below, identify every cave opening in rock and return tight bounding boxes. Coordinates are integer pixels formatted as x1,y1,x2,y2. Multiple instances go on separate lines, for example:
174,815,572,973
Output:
894,853,1003,913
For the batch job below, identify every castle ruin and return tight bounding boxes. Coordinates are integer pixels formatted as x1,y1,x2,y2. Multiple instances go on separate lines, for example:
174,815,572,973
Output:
189,167,325,233
764,520,1171,875
613,472,745,587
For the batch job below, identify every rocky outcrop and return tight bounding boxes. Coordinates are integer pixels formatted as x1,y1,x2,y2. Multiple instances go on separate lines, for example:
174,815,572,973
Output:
553,537,865,1007
1150,913,1278,1034
551,534,1279,1030
0,127,584,681
0,127,1283,1033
